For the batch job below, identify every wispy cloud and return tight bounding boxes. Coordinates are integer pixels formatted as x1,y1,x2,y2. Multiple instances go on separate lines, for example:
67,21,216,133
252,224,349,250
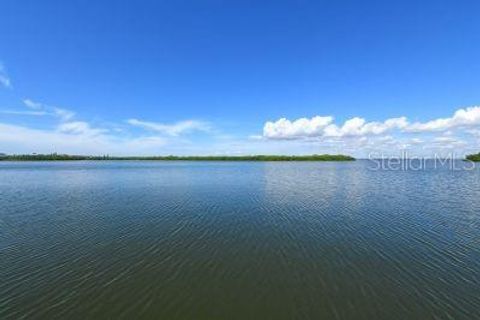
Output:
10,98,76,121
52,107,75,121
0,122,168,156
23,99,43,110
57,121,107,136
0,110,49,116
0,63,12,89
127,118,210,136
0,65,201,155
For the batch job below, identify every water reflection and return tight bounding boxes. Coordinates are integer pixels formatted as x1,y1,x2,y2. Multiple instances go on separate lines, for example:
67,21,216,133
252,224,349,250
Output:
1,161,479,319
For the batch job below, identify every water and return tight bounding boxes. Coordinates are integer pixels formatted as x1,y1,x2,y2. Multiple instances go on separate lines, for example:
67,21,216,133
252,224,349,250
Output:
1,161,479,319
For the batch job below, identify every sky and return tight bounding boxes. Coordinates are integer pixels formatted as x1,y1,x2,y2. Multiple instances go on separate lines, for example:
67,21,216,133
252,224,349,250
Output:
0,0,480,157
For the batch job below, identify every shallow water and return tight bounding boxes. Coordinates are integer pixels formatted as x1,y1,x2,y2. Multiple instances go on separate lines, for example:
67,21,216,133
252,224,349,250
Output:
1,161,479,319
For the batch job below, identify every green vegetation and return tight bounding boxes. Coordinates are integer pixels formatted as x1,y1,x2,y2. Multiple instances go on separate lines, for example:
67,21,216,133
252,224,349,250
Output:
0,153,355,161
466,153,480,162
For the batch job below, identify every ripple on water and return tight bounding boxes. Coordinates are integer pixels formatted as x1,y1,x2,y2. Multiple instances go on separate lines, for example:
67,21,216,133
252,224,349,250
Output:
1,161,480,319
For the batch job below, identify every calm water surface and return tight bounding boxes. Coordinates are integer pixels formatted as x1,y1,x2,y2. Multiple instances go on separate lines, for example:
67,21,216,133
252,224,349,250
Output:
1,161,479,319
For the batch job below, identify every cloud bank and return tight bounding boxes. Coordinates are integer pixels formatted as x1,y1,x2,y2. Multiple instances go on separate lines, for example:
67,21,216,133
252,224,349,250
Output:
0,122,168,155
263,106,480,140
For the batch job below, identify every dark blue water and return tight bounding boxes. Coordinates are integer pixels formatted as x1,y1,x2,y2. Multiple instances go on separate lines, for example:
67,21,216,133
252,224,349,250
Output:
1,161,479,319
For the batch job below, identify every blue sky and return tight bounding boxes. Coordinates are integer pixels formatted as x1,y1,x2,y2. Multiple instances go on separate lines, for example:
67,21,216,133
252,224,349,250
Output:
1,0,480,156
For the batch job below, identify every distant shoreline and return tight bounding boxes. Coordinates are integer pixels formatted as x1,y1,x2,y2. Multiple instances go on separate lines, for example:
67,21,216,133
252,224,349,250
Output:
466,153,480,162
0,154,356,162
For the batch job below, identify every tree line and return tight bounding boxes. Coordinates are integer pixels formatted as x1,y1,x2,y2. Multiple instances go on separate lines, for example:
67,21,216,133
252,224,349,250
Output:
0,153,356,161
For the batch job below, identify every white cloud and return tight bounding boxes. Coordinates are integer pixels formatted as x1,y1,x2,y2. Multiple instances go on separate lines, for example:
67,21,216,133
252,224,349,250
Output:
127,118,210,136
0,63,12,89
0,106,75,120
53,107,75,121
263,116,333,139
57,121,107,136
23,99,43,110
323,117,408,137
0,110,48,116
257,106,480,157
263,115,407,139
262,106,480,141
17,98,76,120
0,122,168,155
406,106,480,132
